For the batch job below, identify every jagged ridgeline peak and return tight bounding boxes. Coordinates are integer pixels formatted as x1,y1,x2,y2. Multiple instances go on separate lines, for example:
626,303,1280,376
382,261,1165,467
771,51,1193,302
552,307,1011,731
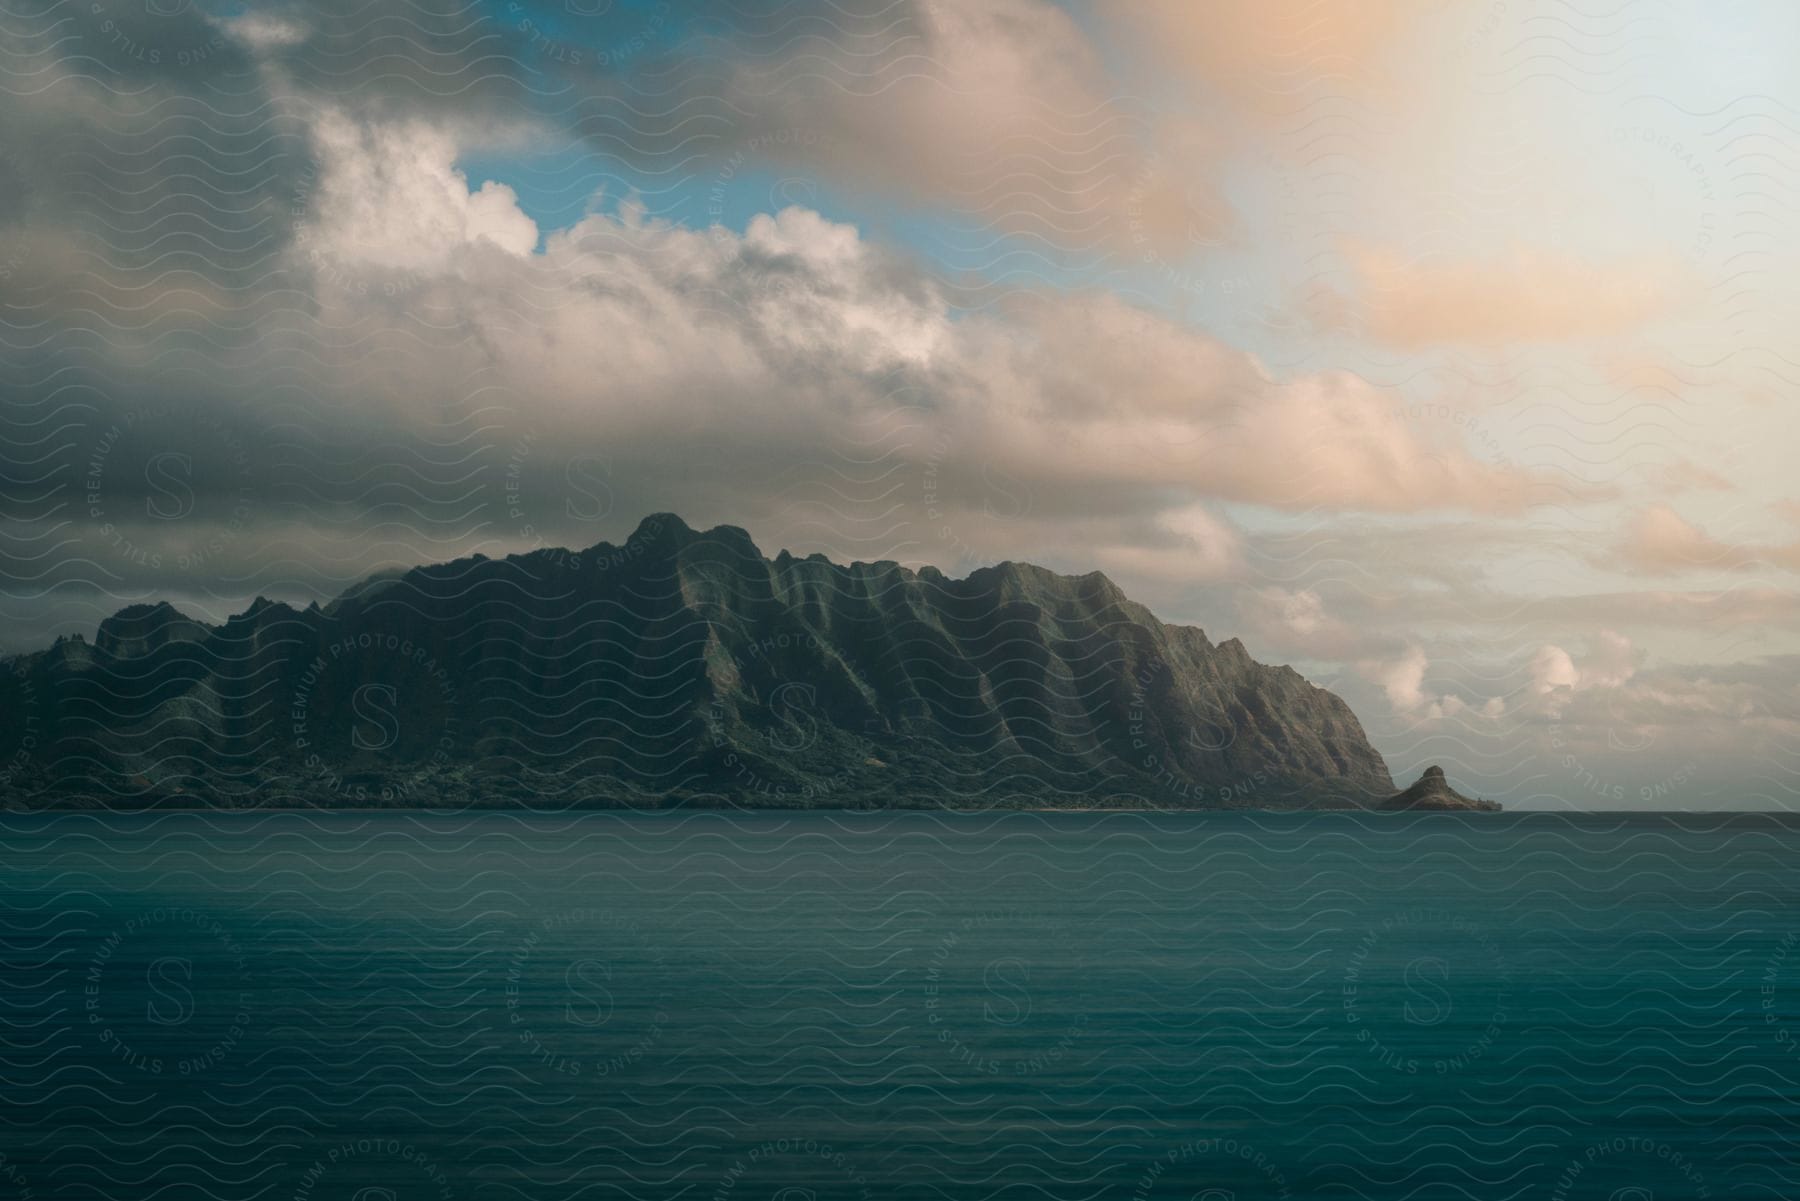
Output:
0,514,1395,810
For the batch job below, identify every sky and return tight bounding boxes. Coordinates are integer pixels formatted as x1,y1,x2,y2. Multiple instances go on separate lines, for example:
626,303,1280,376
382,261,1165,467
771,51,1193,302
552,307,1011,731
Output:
1,0,1798,807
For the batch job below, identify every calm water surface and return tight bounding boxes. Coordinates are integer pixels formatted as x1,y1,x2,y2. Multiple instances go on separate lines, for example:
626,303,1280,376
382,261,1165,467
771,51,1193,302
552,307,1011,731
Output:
2,809,1795,1200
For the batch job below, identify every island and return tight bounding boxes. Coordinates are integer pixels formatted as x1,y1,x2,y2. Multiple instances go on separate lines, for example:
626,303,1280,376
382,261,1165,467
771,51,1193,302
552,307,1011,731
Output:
0,514,1494,812
1377,765,1502,812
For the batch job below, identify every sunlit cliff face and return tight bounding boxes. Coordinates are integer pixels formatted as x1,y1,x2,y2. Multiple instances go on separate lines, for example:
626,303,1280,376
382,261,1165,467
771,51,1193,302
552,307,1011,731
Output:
1,0,1797,807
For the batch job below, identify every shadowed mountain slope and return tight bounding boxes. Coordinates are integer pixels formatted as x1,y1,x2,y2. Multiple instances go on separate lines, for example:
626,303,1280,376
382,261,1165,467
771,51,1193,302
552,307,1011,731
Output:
0,514,1398,809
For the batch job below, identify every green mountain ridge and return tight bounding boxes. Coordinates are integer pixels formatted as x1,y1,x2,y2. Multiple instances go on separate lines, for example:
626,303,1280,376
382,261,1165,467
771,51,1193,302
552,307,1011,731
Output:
0,513,1420,810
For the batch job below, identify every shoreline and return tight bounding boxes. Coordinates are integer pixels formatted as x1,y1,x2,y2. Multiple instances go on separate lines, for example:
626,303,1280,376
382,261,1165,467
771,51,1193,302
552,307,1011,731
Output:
4,803,1796,816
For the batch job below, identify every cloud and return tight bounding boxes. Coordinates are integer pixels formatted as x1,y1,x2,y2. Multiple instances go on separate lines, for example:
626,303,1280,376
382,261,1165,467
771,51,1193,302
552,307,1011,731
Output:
1612,505,1800,575
545,0,1229,261
1460,587,1800,633
1532,631,1636,692
1579,630,1639,690
1527,630,1638,716
1517,655,1800,806
950,292,1574,516
1529,644,1581,695
1090,504,1246,583
1359,644,1504,721
1616,505,1754,573
1373,644,1432,712
301,114,541,277
1234,586,1391,663
270,114,1563,526
234,0,535,122
1105,1,1430,109
1333,632,1795,809
806,0,1231,256
226,12,309,50
1333,242,1682,347
1649,460,1733,495
1,94,1586,656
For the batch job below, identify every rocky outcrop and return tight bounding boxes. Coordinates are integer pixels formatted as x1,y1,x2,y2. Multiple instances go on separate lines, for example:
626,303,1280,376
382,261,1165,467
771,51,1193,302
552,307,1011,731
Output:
92,602,211,659
1379,765,1501,811
0,514,1399,810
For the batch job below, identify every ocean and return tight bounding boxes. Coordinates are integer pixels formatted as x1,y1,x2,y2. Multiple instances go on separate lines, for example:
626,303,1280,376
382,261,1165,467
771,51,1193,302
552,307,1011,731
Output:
1,809,1792,1200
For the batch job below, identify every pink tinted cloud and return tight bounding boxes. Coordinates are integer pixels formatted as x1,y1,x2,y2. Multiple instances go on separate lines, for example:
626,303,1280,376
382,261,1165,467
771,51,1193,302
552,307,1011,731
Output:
1336,242,1683,348
1614,505,1800,575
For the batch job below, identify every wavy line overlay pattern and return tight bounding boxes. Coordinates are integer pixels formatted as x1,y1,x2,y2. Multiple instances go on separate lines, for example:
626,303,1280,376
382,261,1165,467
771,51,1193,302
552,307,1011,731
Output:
7,810,1800,1200
5,0,1800,1196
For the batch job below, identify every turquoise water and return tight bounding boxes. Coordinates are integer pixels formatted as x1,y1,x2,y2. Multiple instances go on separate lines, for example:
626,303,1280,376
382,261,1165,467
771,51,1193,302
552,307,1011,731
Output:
1,809,1795,1199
